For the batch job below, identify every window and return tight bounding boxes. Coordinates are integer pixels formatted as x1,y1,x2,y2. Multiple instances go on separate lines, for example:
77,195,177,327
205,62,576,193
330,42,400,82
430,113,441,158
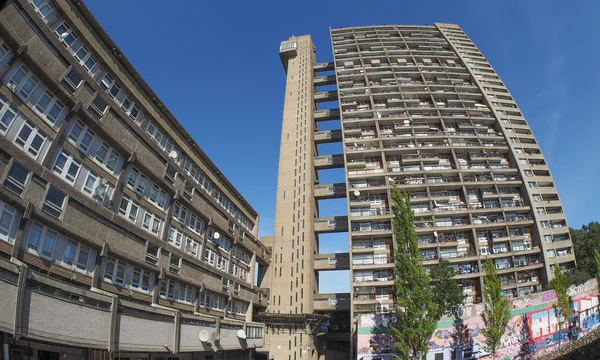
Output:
172,202,188,224
547,249,556,258
68,120,95,153
217,256,228,272
148,184,168,210
3,161,29,195
61,68,83,94
126,167,148,194
53,150,82,184
184,236,199,257
118,195,140,222
524,170,533,177
94,142,120,174
31,0,54,20
120,95,141,120
188,213,204,235
177,283,194,303
0,40,10,63
103,256,126,285
146,122,164,145
533,194,542,202
169,254,181,272
0,96,17,134
27,222,57,259
204,248,216,266
142,209,162,235
536,207,546,215
99,73,122,99
0,201,17,243
165,165,177,183
42,186,66,218
34,90,64,125
53,21,78,49
8,65,39,100
544,235,553,243
73,45,97,73
541,221,549,228
88,95,109,119
14,120,48,160
528,182,537,189
131,267,153,292
159,279,176,300
168,227,183,248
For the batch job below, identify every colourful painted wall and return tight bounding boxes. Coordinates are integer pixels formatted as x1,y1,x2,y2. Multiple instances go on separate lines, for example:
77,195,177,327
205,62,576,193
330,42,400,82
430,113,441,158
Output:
356,279,599,360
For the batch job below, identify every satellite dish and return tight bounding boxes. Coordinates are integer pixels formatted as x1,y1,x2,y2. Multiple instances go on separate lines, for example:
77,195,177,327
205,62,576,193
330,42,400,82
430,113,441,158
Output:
213,231,220,240
169,149,179,160
59,32,69,40
237,330,247,339
353,190,360,197
211,331,220,341
199,330,210,342
388,177,395,183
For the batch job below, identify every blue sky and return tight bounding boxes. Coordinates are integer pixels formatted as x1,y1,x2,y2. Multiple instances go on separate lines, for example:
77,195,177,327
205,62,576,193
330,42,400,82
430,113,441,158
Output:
86,0,600,293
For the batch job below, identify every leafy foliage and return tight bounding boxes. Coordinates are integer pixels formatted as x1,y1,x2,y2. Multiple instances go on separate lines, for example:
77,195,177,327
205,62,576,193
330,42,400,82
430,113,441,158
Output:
594,249,600,289
570,222,600,278
430,258,465,319
389,186,438,360
481,258,511,358
550,264,570,343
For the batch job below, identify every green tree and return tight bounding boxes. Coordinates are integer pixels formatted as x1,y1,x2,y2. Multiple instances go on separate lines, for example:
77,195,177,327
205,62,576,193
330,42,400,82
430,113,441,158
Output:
430,258,465,319
481,258,511,359
570,222,600,278
550,264,570,348
388,186,438,360
594,249,600,289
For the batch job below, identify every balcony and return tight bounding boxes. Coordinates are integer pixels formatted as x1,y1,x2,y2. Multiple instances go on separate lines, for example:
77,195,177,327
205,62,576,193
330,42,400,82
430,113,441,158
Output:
352,255,393,268
314,293,351,311
351,222,392,235
314,62,335,72
314,253,350,271
314,75,337,86
314,130,342,144
314,108,340,121
315,216,349,234
314,154,345,170
314,91,339,103
314,183,347,200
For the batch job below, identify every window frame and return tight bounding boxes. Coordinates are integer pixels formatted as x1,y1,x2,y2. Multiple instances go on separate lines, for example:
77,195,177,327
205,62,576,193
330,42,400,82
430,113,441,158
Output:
33,89,65,125
14,119,48,160
8,64,39,100
0,201,17,244
42,185,67,218
3,161,29,196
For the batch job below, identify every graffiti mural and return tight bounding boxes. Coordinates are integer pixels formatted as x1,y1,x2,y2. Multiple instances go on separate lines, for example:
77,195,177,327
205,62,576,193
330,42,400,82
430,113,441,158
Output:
356,279,599,360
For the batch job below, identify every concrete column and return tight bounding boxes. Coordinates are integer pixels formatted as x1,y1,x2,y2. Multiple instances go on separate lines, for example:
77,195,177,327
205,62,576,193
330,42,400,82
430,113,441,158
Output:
108,296,118,351
13,262,27,337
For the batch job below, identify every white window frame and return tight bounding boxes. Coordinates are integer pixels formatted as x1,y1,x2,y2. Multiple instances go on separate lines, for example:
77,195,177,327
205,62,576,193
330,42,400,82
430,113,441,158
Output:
8,64,39,100
27,222,57,259
53,21,78,49
184,236,199,257
142,208,162,235
148,184,168,210
0,96,17,135
94,142,120,174
30,0,54,19
126,167,148,194
146,122,164,145
103,256,126,286
168,227,183,248
118,195,140,223
52,150,82,185
131,266,153,293
188,213,204,235
34,89,64,126
99,72,122,99
204,248,216,266
0,39,11,66
73,45,98,73
120,95,141,120
0,201,17,244
159,279,176,300
14,119,48,160
67,119,95,153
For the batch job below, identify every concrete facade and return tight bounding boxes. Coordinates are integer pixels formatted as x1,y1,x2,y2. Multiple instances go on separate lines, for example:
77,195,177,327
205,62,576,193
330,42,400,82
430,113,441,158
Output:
262,23,575,360
0,0,270,359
